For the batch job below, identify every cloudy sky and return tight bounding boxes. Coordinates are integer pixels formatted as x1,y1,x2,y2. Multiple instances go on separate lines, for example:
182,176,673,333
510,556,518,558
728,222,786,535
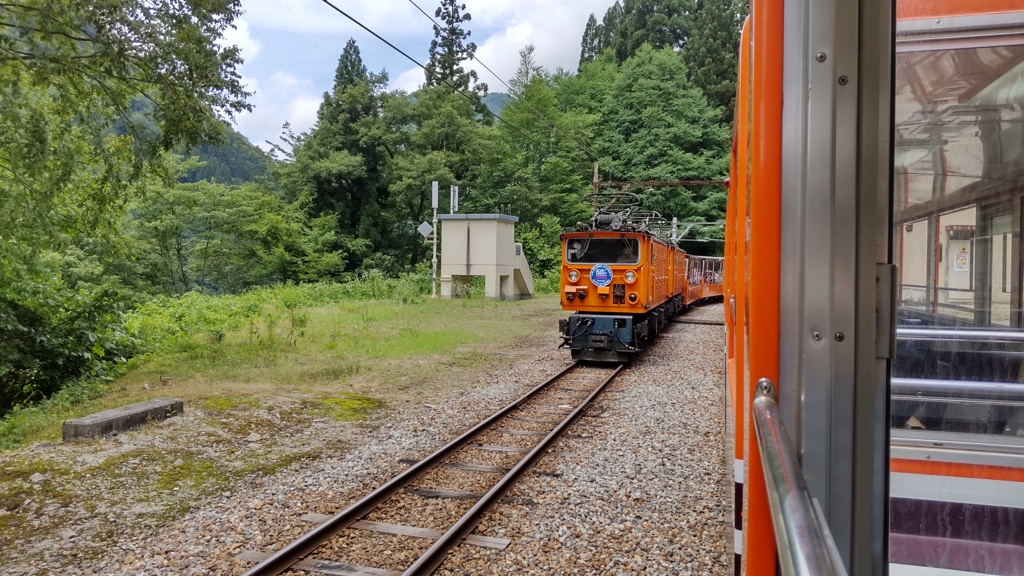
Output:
225,0,618,151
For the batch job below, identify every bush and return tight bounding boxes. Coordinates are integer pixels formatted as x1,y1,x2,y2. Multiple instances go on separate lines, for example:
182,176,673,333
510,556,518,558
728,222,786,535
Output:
126,273,431,355
0,279,136,415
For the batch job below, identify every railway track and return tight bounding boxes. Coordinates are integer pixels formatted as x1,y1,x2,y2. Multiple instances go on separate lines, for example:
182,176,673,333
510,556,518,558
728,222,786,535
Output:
239,362,624,576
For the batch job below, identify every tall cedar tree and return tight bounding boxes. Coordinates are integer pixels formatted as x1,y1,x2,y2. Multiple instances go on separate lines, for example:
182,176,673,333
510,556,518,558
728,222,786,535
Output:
683,0,748,125
425,0,489,116
612,0,693,62
579,14,600,69
600,2,624,55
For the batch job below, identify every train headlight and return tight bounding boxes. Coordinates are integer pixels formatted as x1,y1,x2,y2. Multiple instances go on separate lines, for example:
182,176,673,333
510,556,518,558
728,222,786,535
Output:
567,269,580,283
623,270,637,284
628,292,638,303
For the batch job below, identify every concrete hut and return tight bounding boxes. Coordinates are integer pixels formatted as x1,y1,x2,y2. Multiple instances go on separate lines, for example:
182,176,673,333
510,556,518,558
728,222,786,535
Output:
438,214,534,300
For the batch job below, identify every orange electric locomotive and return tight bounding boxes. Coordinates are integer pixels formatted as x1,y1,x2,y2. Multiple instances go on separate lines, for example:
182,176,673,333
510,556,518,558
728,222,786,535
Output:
558,192,723,362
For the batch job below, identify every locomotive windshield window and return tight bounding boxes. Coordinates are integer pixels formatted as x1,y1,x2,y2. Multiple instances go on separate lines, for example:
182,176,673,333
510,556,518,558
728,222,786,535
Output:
566,237,640,264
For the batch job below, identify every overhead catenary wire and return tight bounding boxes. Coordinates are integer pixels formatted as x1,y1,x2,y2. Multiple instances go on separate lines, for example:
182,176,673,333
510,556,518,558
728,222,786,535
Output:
321,0,716,194
404,0,611,175
317,0,558,158
406,0,516,95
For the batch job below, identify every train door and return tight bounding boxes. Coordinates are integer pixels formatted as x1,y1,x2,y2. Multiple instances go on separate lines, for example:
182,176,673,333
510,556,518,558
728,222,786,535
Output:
737,0,1024,574
890,3,1024,574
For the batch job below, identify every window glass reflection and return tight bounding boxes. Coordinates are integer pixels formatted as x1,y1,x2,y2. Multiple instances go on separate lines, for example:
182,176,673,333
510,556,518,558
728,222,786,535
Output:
890,8,1024,575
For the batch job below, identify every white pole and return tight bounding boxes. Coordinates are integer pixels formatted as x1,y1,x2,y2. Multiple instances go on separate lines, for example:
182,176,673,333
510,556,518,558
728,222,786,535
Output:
432,205,438,298
431,181,439,299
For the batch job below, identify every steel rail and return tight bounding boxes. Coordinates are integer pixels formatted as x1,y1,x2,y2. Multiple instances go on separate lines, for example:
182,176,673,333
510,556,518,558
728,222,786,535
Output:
751,379,848,576
241,362,579,576
403,364,625,575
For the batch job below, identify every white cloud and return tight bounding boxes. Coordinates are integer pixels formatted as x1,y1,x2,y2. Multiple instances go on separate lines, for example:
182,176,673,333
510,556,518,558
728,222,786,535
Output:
395,0,618,93
233,72,323,151
394,67,425,93
221,19,261,62
240,0,424,37
229,0,620,146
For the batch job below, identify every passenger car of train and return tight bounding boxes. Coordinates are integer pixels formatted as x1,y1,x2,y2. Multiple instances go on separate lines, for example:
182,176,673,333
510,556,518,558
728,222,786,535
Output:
558,193,723,362
725,0,1024,574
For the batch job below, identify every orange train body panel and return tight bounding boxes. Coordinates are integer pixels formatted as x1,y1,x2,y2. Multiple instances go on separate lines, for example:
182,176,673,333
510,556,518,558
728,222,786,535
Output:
729,0,1024,574
897,0,1024,19
560,231,671,316
890,459,1024,484
727,0,782,569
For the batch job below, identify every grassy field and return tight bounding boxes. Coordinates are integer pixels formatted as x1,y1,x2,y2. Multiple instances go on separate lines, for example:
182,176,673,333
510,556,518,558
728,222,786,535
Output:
0,292,564,451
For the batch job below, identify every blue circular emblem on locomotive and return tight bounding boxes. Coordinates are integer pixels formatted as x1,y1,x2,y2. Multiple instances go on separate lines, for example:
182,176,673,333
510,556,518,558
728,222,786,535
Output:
590,264,613,287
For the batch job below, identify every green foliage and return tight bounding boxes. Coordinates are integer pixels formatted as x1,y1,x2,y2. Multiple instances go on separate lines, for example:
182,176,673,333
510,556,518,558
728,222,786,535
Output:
517,215,566,285
0,377,109,450
275,40,392,274
579,14,601,69
126,275,430,356
599,46,730,221
612,0,694,62
425,0,487,99
0,271,136,414
128,178,315,294
0,0,250,413
181,127,271,184
683,0,748,125
0,1,250,249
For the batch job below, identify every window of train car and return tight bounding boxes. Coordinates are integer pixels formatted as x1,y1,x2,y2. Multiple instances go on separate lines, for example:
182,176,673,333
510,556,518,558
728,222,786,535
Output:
566,238,640,265
891,6,1024,574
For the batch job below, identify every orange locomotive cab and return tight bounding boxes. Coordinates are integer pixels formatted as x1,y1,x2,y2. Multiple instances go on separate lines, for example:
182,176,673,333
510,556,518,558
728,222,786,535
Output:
558,192,690,362
559,231,685,362
560,232,649,314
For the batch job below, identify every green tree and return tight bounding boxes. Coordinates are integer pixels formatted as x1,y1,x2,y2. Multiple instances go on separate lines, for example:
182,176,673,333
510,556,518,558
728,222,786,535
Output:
130,179,322,295
275,39,394,273
509,45,545,98
578,14,600,69
0,0,251,411
683,0,747,125
612,0,694,62
599,2,624,55
424,0,488,115
386,87,487,268
598,45,730,222
478,67,590,225
0,1,250,246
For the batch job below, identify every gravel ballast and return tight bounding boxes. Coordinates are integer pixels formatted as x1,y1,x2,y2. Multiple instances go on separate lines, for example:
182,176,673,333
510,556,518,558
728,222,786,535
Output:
0,303,730,575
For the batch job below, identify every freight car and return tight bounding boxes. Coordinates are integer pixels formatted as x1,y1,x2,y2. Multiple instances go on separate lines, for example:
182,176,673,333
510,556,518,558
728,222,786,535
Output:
558,193,723,362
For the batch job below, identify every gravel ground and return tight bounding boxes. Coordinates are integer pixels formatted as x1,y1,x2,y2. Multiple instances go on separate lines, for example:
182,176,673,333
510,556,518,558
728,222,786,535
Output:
0,302,729,575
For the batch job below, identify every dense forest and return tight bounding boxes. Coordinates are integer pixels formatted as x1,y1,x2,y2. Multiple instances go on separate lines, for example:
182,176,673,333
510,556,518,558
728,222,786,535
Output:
0,0,747,414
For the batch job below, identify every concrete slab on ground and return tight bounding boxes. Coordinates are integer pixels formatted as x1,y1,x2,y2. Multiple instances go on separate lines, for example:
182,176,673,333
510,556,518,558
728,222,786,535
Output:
62,397,184,441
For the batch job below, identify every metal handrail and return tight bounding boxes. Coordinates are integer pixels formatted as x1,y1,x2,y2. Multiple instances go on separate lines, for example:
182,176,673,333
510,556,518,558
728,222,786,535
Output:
896,327,1024,343
752,378,848,576
892,377,1024,402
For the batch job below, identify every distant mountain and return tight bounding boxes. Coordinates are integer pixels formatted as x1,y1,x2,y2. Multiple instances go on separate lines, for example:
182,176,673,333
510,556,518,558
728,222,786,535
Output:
180,126,271,185
483,92,510,117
